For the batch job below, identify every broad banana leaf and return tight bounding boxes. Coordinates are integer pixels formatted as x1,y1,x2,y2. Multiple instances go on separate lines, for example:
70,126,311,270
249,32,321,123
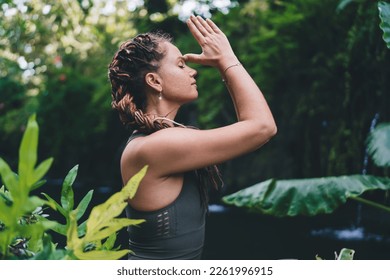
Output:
222,175,390,217
366,123,390,167
336,0,356,12
378,1,390,48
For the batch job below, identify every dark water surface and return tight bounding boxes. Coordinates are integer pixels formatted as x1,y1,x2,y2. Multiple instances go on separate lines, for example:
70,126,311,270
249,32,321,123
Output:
202,203,390,260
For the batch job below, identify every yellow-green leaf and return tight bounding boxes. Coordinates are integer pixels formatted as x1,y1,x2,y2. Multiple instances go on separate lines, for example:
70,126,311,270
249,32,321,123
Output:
32,158,54,190
0,158,18,194
74,249,130,260
66,210,83,251
18,114,39,190
124,165,148,199
84,218,144,242
84,166,147,238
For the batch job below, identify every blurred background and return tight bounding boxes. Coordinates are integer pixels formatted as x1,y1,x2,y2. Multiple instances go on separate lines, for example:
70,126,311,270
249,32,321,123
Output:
1,0,389,259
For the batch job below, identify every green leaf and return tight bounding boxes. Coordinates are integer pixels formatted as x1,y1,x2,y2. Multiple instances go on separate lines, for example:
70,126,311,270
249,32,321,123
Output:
61,165,78,212
84,218,144,242
65,167,147,260
30,234,67,260
77,220,87,237
22,196,46,213
66,210,83,250
84,166,147,241
336,248,355,260
32,158,53,190
0,187,13,206
378,1,390,48
74,249,129,260
102,233,117,250
222,175,390,217
18,114,39,189
84,195,127,238
336,0,356,12
366,123,390,167
40,216,67,236
41,193,66,217
30,179,47,191
0,199,13,224
123,165,148,200
75,190,93,221
0,158,18,194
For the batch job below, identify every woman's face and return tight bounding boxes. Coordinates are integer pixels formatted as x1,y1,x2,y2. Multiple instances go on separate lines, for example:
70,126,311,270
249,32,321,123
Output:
156,42,198,104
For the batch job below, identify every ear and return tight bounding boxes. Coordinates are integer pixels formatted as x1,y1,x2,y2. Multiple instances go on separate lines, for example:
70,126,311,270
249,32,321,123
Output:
145,72,162,92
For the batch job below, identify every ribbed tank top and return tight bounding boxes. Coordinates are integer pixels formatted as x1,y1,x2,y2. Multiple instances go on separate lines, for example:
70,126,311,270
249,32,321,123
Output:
125,132,206,260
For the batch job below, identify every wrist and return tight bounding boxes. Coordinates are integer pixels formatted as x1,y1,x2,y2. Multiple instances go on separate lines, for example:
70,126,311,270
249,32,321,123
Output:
217,55,239,72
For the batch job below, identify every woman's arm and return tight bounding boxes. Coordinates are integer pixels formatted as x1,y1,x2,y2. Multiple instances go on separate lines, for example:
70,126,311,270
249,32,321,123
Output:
126,16,277,177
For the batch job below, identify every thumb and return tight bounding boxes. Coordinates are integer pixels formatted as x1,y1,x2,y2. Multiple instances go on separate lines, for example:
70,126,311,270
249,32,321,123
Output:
183,53,204,64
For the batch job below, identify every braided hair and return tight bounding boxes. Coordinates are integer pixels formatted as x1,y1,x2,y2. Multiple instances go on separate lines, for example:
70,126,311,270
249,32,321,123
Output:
108,32,222,208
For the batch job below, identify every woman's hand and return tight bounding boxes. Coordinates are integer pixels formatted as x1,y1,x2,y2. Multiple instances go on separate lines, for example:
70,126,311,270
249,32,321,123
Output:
184,15,238,70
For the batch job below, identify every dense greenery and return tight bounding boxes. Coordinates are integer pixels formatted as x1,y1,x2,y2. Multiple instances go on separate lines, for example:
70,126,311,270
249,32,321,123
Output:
0,0,389,200
223,1,390,218
0,115,147,259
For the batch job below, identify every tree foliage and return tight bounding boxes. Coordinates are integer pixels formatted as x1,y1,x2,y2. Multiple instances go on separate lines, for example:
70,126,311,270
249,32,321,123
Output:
1,0,389,197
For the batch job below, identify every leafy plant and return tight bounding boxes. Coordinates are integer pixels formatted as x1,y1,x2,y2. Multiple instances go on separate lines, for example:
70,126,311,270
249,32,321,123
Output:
0,115,145,259
316,248,355,260
64,165,146,260
378,1,390,48
0,114,56,258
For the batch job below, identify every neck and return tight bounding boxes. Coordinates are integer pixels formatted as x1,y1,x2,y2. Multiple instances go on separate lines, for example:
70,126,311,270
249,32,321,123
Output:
145,103,180,123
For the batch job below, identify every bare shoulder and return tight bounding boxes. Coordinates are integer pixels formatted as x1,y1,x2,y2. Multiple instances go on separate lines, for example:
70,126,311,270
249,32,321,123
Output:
120,128,188,173
120,133,149,180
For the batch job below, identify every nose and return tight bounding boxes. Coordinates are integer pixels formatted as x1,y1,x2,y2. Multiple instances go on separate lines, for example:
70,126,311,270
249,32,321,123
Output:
189,67,197,78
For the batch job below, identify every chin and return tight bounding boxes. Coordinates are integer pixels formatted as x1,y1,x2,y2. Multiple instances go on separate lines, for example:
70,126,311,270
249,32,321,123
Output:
184,92,198,102
189,94,198,102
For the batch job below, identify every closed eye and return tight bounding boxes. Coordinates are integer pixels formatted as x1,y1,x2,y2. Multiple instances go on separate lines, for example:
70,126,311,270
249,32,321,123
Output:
178,58,186,68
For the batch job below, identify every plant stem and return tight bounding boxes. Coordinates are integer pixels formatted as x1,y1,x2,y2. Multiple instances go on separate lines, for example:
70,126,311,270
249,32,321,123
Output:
350,196,390,213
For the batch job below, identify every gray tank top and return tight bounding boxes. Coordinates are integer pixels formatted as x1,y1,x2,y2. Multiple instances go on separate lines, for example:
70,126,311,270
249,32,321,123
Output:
125,132,206,260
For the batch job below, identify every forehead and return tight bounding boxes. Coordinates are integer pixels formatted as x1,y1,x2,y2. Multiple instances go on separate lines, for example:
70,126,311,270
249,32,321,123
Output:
162,42,183,60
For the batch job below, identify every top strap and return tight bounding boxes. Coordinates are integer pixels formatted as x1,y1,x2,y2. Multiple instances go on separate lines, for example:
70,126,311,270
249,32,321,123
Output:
126,130,146,145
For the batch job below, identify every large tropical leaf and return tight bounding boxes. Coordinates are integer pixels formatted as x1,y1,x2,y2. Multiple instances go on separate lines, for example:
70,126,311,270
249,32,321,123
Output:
336,0,357,12
222,175,390,217
366,123,390,167
378,1,390,48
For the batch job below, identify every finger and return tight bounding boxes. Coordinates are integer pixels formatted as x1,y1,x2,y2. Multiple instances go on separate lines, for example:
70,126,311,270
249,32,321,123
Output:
206,18,222,34
183,53,204,64
190,15,210,37
186,17,205,45
197,16,214,34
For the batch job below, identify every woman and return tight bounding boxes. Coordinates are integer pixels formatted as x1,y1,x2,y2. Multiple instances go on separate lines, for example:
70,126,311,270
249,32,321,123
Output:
108,15,277,260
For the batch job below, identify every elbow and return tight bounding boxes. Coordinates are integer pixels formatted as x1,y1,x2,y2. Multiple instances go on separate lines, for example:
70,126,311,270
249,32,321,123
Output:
264,122,277,140
254,120,277,145
268,122,277,137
